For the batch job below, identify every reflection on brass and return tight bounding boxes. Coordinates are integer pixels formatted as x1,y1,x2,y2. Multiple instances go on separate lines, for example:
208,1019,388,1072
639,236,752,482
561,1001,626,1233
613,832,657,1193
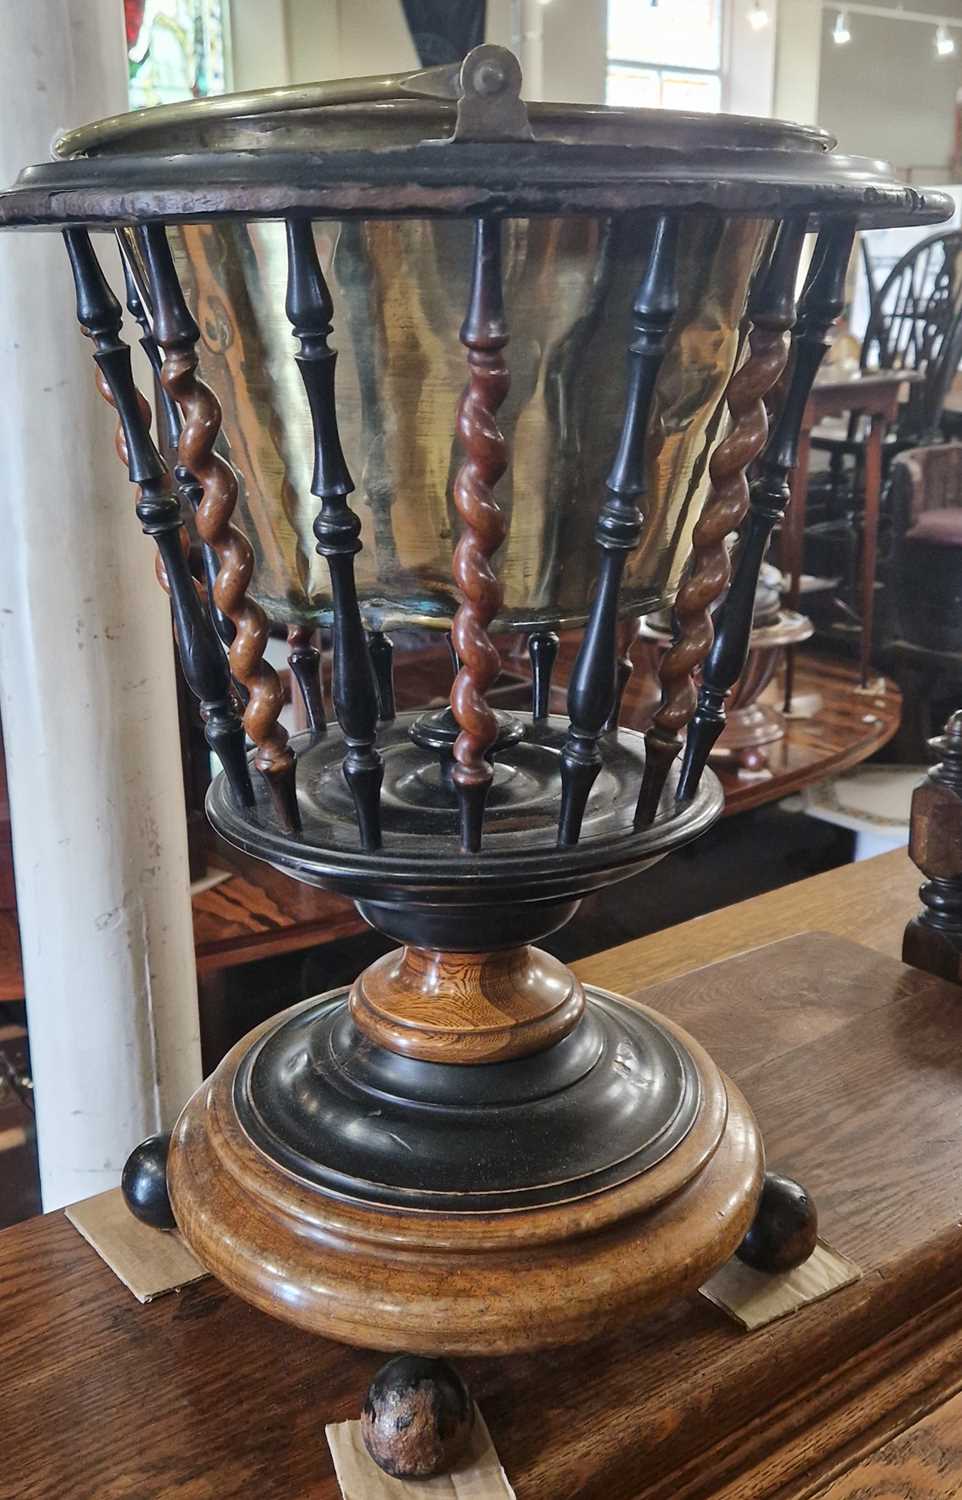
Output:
142,210,766,633
56,78,944,638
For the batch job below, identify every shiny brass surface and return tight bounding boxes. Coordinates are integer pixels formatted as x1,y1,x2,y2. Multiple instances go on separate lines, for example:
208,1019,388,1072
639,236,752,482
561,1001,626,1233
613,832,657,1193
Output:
130,211,768,631
30,70,949,633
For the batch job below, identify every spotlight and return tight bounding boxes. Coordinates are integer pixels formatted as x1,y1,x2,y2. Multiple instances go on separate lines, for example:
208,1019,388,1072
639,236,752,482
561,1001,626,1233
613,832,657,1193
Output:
936,24,955,57
833,10,852,45
747,1,770,30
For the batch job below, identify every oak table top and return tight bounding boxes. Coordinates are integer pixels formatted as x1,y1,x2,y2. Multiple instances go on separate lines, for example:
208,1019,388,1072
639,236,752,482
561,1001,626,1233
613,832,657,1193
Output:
7,848,962,1500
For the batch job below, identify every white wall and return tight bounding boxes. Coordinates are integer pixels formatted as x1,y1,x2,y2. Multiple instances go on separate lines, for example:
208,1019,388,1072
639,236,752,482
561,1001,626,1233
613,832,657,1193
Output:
817,4,962,176
726,0,778,118
233,0,606,103
774,0,821,126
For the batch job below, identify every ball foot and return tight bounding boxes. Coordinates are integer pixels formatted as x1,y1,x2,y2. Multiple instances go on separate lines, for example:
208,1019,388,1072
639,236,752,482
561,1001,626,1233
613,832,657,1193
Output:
121,1132,176,1231
736,1169,817,1273
361,1355,474,1480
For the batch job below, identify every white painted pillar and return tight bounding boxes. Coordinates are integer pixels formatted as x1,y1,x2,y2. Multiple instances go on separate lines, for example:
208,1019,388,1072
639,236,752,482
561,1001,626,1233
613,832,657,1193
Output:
0,0,202,1209
774,0,822,126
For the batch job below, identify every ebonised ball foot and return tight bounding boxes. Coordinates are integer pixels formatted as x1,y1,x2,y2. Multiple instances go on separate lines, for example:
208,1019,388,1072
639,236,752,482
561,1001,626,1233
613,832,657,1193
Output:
121,1132,176,1231
736,1169,817,1273
361,1355,474,1480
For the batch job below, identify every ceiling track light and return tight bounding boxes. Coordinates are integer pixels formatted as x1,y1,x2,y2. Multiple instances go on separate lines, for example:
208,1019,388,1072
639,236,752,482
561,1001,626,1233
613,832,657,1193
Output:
747,1,770,30
936,23,955,56
833,9,852,45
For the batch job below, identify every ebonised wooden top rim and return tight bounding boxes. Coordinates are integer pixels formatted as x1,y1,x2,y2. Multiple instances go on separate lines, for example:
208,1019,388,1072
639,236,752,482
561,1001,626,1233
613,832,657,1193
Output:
0,146,951,230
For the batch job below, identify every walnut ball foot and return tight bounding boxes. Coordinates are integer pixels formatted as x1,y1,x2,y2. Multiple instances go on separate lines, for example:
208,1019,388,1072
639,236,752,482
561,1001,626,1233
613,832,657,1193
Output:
736,1169,817,1273
361,1355,474,1480
121,1132,176,1231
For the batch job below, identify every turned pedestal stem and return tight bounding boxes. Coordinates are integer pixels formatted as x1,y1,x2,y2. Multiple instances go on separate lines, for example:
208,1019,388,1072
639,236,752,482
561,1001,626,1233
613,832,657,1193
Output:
350,943,585,1065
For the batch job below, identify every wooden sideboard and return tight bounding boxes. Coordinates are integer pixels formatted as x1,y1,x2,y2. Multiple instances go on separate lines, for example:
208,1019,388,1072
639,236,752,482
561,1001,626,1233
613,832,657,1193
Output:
9,849,962,1500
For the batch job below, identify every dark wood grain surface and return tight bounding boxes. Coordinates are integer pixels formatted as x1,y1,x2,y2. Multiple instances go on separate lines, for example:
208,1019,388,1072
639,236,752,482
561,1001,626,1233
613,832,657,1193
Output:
815,1385,962,1498
5,852,962,1500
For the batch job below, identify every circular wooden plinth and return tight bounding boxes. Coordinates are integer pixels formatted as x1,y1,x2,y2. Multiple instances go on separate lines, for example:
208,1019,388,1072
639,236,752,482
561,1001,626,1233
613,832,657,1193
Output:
167,986,763,1356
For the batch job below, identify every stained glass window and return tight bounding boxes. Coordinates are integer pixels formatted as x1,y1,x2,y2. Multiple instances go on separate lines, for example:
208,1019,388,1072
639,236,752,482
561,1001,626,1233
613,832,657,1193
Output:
607,0,723,114
126,0,231,110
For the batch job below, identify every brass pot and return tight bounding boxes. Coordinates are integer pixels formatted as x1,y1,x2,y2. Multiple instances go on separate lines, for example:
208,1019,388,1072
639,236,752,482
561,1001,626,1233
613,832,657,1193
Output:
42,72,947,634
48,76,889,633
154,204,766,631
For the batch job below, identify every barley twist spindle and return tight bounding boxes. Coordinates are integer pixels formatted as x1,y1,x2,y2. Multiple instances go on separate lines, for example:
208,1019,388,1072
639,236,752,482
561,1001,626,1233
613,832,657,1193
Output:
558,215,678,847
62,228,253,810
676,218,856,803
140,223,298,830
450,216,511,853
284,216,383,850
637,221,805,825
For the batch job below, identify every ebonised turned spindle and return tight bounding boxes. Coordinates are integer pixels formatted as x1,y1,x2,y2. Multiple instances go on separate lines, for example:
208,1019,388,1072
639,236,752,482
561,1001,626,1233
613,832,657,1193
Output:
117,240,181,453
557,215,678,847
287,624,326,733
285,217,383,850
118,239,235,653
369,630,396,722
449,216,511,853
143,222,300,831
528,630,559,722
606,618,641,733
121,240,235,652
62,228,253,811
675,219,856,804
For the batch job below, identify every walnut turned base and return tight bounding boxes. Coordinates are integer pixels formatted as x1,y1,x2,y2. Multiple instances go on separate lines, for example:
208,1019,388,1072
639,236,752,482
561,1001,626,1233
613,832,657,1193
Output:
167,983,763,1357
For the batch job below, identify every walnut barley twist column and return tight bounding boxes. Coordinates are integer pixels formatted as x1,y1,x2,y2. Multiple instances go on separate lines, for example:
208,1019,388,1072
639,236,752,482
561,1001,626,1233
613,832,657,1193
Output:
62,228,253,812
141,223,299,832
637,221,807,825
450,217,510,853
676,219,856,802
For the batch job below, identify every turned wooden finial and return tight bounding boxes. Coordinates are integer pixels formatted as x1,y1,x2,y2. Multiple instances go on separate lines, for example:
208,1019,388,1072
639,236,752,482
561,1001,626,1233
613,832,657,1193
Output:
903,710,962,984
141,223,299,831
449,215,511,853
